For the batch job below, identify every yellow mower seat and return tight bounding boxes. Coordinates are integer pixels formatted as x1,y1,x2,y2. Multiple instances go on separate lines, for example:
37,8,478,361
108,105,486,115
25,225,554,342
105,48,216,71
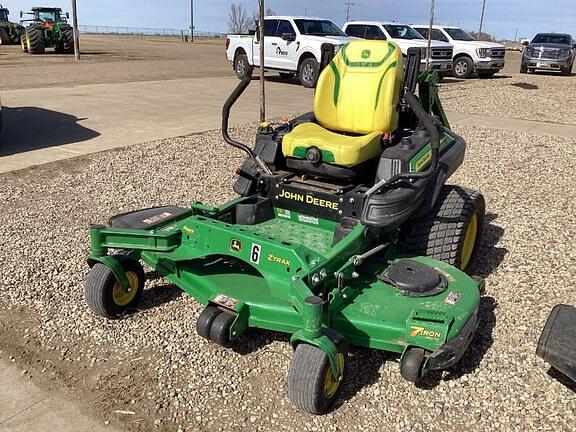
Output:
282,40,404,168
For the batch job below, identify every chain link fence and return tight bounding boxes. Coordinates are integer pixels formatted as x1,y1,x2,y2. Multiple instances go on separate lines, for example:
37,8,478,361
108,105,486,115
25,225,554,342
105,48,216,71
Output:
77,25,226,39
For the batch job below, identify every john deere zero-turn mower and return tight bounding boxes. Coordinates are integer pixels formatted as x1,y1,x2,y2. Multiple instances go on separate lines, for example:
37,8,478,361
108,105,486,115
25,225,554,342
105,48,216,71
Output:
84,41,486,414
0,5,23,45
20,7,73,54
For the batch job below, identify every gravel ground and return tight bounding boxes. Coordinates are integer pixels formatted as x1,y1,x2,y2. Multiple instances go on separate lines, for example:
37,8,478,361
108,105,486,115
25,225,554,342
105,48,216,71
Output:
1,125,576,431
441,73,576,125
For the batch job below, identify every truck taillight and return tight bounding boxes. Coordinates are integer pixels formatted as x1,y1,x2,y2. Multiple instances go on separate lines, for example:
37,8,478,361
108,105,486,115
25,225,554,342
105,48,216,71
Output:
226,38,230,50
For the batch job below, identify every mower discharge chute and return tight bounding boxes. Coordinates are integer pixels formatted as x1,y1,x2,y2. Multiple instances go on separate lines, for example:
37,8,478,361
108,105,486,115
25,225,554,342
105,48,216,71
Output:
20,7,73,54
84,41,486,414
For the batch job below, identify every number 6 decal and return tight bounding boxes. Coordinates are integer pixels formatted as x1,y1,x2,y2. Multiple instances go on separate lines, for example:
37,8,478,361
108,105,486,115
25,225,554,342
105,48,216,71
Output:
250,243,261,264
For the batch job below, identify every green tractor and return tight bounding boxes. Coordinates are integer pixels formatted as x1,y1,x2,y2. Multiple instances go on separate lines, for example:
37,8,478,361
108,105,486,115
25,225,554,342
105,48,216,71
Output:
0,5,24,45
20,7,74,54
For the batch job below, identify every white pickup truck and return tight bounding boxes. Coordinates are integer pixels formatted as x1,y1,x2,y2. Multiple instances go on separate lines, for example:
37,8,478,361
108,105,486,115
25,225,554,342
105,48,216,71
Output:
342,21,454,73
412,25,506,78
225,16,352,87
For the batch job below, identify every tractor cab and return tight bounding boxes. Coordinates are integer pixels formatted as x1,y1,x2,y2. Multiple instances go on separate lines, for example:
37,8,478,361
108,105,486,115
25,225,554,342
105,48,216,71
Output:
31,7,67,24
0,7,9,22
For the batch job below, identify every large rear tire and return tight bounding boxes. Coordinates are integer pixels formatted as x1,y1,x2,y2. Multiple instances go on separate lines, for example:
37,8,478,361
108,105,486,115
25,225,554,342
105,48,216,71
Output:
62,28,74,54
399,185,485,274
0,27,9,45
26,27,45,54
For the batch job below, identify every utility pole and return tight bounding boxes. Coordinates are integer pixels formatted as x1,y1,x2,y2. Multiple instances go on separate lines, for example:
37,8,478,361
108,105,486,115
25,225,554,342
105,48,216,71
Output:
478,0,486,41
345,1,355,22
425,0,435,70
71,0,80,60
190,0,194,42
258,0,265,122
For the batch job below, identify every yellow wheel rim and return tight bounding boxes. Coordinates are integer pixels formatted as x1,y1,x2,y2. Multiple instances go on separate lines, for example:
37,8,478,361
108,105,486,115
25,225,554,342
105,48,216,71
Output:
26,34,31,50
324,353,345,398
112,271,139,306
461,213,478,269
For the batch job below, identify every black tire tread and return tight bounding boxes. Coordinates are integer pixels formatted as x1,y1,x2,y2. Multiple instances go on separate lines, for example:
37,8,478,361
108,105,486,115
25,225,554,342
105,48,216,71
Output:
399,185,485,272
288,344,333,414
400,347,425,382
27,27,45,54
62,28,74,53
0,27,9,45
84,256,144,318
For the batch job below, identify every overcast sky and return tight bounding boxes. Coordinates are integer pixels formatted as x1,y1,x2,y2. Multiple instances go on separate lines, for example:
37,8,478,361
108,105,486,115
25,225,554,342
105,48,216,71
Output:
12,1,576,40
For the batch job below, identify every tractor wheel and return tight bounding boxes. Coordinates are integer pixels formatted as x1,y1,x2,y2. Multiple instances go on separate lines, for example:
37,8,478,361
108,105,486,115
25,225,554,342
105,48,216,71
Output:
298,57,319,88
26,27,45,54
20,33,28,52
399,185,485,274
287,330,347,414
84,255,145,318
400,347,426,382
452,56,474,79
233,52,253,79
62,28,74,54
196,306,222,340
0,28,9,45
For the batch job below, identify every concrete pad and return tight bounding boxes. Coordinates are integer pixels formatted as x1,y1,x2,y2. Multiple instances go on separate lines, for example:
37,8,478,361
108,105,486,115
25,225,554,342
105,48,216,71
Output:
0,76,312,173
0,359,120,432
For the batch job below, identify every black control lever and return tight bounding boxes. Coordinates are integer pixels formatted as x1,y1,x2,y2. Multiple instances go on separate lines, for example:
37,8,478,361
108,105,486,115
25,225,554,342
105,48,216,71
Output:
221,76,273,175
365,91,440,196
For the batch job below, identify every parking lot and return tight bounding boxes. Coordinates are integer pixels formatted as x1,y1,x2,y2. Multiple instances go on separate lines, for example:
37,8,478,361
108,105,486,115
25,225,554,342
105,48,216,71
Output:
1,35,576,432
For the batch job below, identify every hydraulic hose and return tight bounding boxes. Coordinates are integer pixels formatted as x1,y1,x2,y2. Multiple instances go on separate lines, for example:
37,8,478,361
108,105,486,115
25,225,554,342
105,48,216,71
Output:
365,91,440,196
221,76,272,174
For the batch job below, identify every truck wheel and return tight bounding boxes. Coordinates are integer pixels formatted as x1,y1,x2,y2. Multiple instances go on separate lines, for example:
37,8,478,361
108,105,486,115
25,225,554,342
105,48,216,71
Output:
62,28,74,54
26,27,45,54
288,336,347,414
561,66,571,76
520,63,528,74
0,28,9,45
452,56,474,78
234,52,253,79
84,255,145,319
298,58,319,88
398,185,485,274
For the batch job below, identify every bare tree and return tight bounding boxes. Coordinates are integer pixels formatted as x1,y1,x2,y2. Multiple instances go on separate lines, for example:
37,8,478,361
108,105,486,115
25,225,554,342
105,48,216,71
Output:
227,3,250,34
249,7,275,31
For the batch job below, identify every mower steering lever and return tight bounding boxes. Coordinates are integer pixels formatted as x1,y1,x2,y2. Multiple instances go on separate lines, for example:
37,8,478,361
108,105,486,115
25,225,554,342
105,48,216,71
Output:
221,76,273,175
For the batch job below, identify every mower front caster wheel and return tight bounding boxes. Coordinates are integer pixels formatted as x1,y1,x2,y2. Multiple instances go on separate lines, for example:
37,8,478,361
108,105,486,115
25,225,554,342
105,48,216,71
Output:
400,347,426,382
84,256,145,319
196,306,237,348
288,333,348,415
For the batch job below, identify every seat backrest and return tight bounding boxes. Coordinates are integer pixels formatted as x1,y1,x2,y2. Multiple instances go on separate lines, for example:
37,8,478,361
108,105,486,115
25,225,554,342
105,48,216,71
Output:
314,40,404,135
